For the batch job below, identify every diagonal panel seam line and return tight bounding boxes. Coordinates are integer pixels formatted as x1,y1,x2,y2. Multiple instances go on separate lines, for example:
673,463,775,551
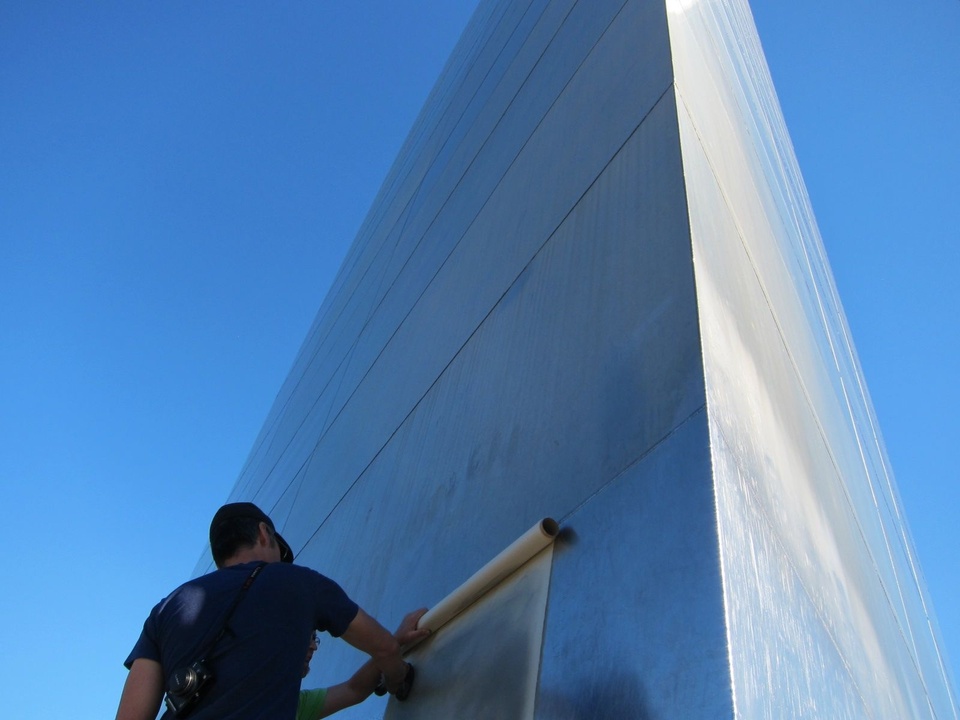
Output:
231,0,531,488
237,0,566,495
296,81,677,555
249,0,631,506
270,0,640,509
556,404,709,528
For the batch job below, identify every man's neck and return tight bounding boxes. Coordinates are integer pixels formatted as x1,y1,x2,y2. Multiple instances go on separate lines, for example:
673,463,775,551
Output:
222,547,271,567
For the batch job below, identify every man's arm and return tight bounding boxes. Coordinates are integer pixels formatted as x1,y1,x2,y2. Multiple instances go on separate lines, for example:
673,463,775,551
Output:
312,609,430,719
116,658,164,720
316,660,380,718
339,608,410,691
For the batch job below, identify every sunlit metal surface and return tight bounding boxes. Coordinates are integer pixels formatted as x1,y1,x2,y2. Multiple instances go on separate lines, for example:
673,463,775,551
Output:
669,0,959,716
201,0,959,717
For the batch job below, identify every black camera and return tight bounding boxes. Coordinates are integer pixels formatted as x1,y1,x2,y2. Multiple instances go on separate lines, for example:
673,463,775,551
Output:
164,660,214,717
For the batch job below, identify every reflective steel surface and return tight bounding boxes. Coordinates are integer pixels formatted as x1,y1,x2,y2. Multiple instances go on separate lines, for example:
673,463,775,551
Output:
669,0,959,716
205,0,958,717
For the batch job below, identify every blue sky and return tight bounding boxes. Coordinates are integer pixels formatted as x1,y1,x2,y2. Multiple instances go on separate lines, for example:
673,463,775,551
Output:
1,2,957,718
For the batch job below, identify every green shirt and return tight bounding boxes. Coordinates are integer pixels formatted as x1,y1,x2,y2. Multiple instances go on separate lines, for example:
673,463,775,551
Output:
297,688,328,720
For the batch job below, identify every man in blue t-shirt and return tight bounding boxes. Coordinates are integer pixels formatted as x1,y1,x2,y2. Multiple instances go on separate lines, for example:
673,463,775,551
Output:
116,502,428,720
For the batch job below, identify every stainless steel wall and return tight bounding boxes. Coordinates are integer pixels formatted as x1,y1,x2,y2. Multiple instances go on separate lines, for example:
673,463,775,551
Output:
209,0,958,717
668,0,959,717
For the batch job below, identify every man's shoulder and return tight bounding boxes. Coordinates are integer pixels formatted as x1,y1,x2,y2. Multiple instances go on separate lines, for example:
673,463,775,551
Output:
177,563,257,592
152,566,241,614
170,562,337,593
178,562,350,606
262,561,339,583
156,562,272,604
190,561,343,604
259,563,359,631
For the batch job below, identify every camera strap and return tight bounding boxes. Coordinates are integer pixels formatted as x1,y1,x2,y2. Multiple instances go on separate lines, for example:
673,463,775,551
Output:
163,562,268,717
198,561,266,663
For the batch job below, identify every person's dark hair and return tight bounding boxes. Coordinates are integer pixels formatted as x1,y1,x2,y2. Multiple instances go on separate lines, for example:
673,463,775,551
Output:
210,515,264,567
209,501,294,567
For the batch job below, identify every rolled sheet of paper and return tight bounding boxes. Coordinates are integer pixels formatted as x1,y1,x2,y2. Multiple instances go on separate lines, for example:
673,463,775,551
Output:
406,518,560,652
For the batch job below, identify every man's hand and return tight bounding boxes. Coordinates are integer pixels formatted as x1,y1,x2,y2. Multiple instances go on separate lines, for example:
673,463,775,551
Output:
372,608,431,700
341,609,408,690
394,608,430,648
341,606,431,700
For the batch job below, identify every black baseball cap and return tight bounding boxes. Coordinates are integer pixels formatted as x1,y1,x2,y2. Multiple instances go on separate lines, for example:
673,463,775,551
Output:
210,502,294,563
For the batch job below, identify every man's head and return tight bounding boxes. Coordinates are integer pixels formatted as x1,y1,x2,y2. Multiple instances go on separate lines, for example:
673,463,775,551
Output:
303,632,319,678
209,502,294,568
